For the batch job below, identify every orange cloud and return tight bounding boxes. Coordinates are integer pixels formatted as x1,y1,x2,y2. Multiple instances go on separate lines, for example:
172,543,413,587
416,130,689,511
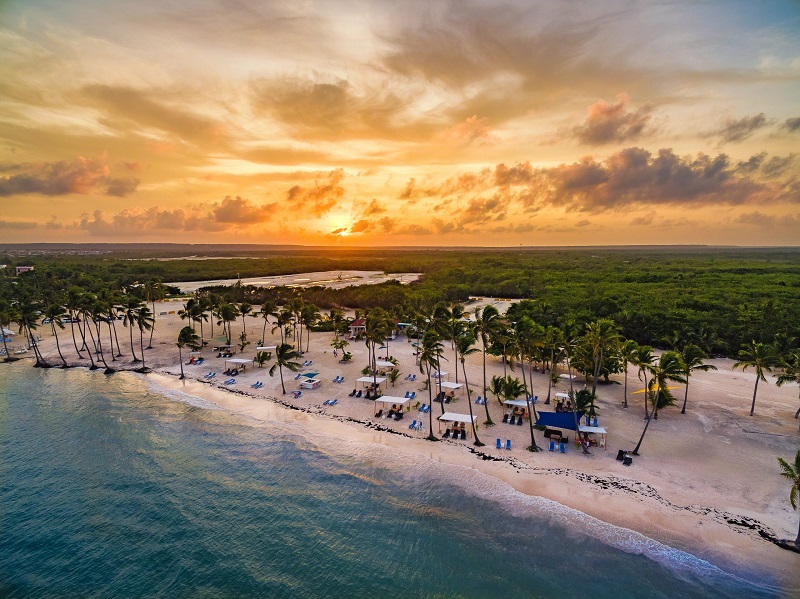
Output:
0,156,139,197
573,93,652,145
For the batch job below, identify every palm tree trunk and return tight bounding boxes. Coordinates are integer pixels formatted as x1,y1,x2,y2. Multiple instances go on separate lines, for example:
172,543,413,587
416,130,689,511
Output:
642,371,650,419
680,378,690,414
139,329,146,371
749,377,759,416
1,330,16,362
279,365,285,394
633,389,661,455
179,346,185,379
481,346,492,424
90,323,111,372
106,322,116,361
565,350,589,455
148,301,156,348
129,323,139,362
622,361,628,408
51,322,68,367
524,359,538,452
461,359,482,446
69,319,84,358
111,320,123,356
425,363,437,441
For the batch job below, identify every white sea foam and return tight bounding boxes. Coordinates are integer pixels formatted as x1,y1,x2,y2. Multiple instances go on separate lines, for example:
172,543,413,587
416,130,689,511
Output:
144,378,224,411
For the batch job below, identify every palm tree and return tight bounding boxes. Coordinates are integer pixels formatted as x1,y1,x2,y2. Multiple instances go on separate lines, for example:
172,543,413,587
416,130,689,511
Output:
364,308,392,387
733,341,778,416
561,335,590,455
255,350,272,368
43,300,69,367
300,303,320,353
269,342,302,394
217,303,239,346
473,305,500,424
456,332,483,446
584,318,619,397
16,290,48,368
632,345,655,419
632,351,686,455
679,343,717,414
543,326,563,405
617,339,639,409
64,286,86,359
136,305,154,372
418,330,444,441
776,350,800,429
177,326,200,379
257,300,278,345
273,308,293,345
144,279,167,348
777,450,800,546
0,299,19,362
122,295,143,362
239,302,253,344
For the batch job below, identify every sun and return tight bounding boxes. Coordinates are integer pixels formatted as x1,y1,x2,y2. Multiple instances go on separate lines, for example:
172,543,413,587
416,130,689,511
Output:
328,214,351,237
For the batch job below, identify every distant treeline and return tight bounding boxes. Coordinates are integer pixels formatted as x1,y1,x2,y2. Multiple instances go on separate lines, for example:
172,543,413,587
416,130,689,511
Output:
3,246,799,356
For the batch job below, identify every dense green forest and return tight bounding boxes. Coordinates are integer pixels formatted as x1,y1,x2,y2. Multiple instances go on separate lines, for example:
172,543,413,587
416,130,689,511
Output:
2,245,799,357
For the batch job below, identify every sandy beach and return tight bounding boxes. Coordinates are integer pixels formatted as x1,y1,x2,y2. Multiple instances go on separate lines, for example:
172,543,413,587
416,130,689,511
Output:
20,299,800,591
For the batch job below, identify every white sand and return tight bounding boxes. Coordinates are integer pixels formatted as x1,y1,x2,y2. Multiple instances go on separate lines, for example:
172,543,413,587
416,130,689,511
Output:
27,299,800,590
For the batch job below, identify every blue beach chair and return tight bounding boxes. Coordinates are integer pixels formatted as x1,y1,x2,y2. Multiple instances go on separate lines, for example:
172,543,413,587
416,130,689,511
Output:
496,438,502,449
505,439,512,450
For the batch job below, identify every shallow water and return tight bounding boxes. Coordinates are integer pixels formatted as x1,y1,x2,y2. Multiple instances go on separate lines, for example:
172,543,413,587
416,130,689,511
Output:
0,366,783,598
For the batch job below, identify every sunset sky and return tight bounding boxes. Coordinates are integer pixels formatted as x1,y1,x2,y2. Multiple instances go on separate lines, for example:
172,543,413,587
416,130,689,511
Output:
1,0,798,246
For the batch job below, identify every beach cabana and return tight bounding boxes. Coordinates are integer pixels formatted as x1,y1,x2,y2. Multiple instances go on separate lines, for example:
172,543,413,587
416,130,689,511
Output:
432,371,449,380
373,395,411,415
375,359,394,369
437,412,477,437
440,381,462,392
256,345,276,351
578,425,607,449
225,357,252,371
357,376,387,388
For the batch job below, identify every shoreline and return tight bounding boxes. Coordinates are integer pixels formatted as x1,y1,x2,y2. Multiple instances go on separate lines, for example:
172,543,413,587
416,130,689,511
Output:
140,366,795,591
15,297,800,593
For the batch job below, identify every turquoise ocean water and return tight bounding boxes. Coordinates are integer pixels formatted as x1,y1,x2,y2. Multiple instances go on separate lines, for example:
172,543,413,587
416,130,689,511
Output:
0,365,786,598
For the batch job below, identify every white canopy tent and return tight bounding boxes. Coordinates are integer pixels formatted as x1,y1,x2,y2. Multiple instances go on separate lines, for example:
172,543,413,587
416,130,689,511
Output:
225,358,252,371
256,345,276,351
432,371,449,379
440,381,463,391
578,425,607,449
375,360,395,369
555,392,570,400
503,399,528,407
437,412,477,436
357,376,387,386
373,395,411,414
559,373,577,380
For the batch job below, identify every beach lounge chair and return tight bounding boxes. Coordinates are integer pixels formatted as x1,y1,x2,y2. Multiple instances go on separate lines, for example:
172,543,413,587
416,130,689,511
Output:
549,441,555,451
404,391,410,398
419,403,427,413
623,456,633,466
459,429,466,440
292,391,302,399
474,395,482,404
443,429,451,439
355,390,362,398
505,439,511,450
411,374,416,382
375,409,383,418
349,388,356,396
559,442,566,453
327,399,337,406
224,378,235,385
410,392,416,400
421,404,429,413
414,420,423,431
592,417,598,427
295,373,302,380
502,414,509,423
617,449,626,461
517,417,523,425
496,438,502,449
323,399,330,405
408,420,417,430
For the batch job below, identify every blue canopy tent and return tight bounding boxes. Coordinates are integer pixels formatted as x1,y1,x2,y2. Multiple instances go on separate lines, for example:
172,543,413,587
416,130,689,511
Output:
535,410,584,431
